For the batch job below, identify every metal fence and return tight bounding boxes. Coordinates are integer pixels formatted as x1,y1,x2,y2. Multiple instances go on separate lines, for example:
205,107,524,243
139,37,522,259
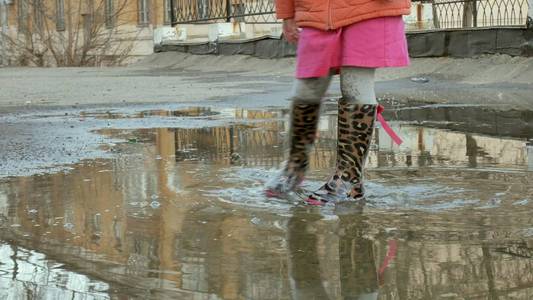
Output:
171,0,530,28
430,0,529,28
172,0,276,24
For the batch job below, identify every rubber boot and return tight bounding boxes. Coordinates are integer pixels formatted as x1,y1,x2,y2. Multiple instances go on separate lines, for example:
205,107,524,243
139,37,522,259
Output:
306,100,377,205
265,103,321,197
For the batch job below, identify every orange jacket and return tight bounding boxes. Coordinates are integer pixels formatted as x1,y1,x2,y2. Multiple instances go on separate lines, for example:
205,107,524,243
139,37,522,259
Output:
276,0,411,30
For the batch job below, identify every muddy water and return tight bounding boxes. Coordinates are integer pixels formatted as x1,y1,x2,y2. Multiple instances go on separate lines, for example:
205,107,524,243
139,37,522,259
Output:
1,105,533,299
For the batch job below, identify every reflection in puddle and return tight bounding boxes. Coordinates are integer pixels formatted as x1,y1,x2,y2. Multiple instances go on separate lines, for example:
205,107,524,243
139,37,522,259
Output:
0,243,110,299
82,107,223,120
528,142,533,171
1,105,533,299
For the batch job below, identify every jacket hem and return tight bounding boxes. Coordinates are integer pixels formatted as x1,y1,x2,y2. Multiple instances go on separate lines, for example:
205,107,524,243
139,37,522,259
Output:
296,8,411,30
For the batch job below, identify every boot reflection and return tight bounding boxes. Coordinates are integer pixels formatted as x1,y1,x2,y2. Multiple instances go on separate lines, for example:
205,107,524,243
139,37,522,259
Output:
338,213,378,300
288,207,331,300
287,206,384,300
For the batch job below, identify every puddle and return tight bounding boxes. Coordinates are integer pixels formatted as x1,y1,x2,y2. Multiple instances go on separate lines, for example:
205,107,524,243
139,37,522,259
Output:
1,105,533,299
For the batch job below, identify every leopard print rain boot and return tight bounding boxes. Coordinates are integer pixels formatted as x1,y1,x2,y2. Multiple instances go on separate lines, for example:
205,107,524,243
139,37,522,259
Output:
306,100,377,205
265,103,321,198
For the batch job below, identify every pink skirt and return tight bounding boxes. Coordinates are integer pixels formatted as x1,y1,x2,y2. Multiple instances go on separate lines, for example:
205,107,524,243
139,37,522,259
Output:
296,16,410,79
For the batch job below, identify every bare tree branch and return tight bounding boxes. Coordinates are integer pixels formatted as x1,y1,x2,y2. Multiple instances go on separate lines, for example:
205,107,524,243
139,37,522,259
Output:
2,0,138,66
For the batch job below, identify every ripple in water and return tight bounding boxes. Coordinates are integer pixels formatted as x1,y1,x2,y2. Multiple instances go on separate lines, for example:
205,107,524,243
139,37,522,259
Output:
204,166,513,213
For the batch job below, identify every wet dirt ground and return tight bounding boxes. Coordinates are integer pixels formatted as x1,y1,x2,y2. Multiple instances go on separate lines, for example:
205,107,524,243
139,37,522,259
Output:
1,103,533,299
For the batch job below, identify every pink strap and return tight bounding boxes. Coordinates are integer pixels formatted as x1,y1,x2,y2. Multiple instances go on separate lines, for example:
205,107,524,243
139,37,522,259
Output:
378,239,398,285
377,105,403,146
378,240,398,276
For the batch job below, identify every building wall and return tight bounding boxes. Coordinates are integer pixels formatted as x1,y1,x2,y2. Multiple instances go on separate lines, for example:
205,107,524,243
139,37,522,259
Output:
0,0,174,65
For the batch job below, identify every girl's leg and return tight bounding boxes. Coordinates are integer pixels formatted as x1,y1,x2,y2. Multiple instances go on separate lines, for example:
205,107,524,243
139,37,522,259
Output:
340,67,377,105
306,67,378,205
292,76,333,104
265,75,332,197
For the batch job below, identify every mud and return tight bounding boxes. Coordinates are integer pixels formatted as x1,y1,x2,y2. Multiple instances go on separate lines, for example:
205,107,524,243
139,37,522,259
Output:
1,103,532,299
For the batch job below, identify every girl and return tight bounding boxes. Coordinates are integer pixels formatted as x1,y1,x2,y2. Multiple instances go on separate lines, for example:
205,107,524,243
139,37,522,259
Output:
265,0,410,205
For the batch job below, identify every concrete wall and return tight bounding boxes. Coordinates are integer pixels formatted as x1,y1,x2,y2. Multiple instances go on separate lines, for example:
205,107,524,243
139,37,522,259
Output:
407,28,533,57
158,27,533,58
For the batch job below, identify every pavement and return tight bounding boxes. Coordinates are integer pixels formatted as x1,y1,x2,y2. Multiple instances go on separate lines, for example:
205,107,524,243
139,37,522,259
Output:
1,52,533,112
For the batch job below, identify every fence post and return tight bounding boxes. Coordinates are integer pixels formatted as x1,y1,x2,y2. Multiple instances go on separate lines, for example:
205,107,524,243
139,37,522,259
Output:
226,0,232,22
462,0,475,27
528,0,533,28
170,0,176,26
431,0,440,29
0,0,7,66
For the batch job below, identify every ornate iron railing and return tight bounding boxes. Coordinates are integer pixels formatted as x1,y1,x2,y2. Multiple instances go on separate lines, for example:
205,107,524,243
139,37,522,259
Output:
172,0,276,24
171,0,530,28
429,0,529,28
